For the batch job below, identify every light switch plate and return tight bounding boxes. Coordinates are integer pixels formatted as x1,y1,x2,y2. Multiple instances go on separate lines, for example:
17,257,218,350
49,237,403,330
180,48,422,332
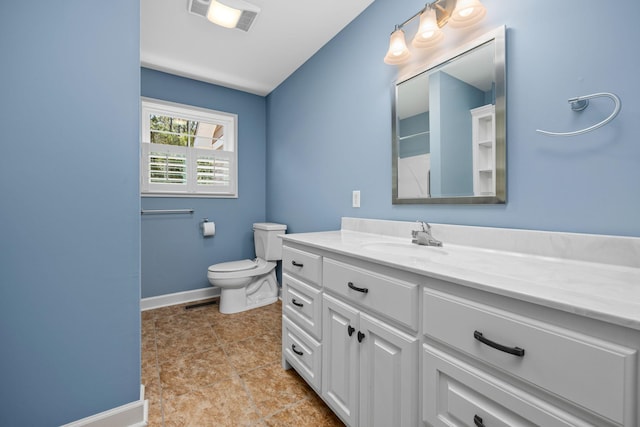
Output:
352,190,360,208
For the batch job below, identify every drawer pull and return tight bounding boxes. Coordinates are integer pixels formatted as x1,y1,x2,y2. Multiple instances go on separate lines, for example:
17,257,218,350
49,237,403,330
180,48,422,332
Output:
474,330,525,357
357,331,366,343
291,344,304,356
291,261,304,267
348,281,369,294
347,325,355,336
473,415,485,427
291,299,304,308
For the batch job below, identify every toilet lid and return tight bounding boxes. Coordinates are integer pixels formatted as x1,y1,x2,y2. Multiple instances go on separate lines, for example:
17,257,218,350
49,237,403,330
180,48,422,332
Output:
208,259,258,273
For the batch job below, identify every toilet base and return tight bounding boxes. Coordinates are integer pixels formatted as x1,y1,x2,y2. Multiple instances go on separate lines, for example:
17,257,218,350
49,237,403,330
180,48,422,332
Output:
218,270,279,314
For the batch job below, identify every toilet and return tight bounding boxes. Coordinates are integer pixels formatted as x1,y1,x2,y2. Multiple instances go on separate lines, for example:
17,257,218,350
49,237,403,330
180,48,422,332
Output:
207,222,287,314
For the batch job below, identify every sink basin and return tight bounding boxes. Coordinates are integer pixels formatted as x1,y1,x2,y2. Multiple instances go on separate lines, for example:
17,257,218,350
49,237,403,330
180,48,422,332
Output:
361,241,447,258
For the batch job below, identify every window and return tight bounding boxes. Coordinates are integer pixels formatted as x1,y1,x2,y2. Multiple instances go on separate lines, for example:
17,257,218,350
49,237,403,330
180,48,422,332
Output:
141,98,237,197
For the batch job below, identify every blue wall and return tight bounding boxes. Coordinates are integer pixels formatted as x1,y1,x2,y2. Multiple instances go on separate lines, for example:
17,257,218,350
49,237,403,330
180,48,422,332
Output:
430,71,484,197
140,69,267,298
0,1,141,426
399,112,430,158
266,0,640,237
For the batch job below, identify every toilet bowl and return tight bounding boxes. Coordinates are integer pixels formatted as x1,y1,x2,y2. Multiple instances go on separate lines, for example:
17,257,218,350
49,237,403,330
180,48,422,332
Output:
207,223,287,314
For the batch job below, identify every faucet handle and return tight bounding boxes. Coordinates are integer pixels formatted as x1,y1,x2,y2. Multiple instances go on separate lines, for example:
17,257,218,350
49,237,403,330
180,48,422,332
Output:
416,221,431,232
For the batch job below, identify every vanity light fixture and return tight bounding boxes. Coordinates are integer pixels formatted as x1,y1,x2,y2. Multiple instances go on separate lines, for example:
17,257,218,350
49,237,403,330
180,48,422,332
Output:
384,0,487,65
206,0,260,32
383,26,412,65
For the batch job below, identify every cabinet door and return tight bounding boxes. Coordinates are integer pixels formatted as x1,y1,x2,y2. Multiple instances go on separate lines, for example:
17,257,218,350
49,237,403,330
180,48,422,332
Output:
359,313,418,427
322,294,359,427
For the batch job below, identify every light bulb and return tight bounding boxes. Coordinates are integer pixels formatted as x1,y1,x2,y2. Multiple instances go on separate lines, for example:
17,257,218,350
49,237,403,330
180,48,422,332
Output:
458,7,474,17
412,6,444,48
449,0,486,28
384,28,411,65
207,0,242,29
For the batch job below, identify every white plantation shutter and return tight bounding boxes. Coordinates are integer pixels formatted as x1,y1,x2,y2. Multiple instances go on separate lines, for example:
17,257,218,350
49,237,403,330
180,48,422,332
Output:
141,98,238,197
193,149,235,195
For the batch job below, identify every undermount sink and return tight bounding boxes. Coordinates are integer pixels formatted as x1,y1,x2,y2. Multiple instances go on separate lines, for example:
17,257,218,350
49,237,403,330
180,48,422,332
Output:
360,241,447,258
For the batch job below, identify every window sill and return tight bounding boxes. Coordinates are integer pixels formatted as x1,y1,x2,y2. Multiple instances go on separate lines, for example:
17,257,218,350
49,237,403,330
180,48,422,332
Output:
141,192,238,199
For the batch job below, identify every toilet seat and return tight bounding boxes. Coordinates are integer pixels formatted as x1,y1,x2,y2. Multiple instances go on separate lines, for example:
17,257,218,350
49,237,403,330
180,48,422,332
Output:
208,258,274,280
209,259,258,273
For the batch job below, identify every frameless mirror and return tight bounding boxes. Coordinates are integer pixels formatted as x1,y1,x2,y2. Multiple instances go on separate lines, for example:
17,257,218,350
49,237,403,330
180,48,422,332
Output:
392,26,506,204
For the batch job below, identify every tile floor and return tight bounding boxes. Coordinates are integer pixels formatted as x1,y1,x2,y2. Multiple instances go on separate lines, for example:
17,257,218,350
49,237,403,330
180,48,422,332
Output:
141,299,344,427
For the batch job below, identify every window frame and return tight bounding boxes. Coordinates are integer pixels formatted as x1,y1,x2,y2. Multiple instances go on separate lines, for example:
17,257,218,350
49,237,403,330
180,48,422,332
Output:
140,97,238,198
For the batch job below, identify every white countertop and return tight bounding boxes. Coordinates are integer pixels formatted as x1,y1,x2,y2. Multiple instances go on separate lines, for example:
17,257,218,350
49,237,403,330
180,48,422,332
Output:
282,228,640,331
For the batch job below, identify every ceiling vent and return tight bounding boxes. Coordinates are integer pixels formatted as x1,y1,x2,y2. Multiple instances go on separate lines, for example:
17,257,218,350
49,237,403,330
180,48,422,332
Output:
188,0,210,17
188,0,260,32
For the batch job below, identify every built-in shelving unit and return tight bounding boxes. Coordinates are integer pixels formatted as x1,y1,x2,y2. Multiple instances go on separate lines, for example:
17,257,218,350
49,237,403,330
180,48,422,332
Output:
471,104,496,196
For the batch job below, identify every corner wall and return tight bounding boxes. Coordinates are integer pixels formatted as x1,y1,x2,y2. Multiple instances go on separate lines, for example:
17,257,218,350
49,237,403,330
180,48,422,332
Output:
0,1,141,425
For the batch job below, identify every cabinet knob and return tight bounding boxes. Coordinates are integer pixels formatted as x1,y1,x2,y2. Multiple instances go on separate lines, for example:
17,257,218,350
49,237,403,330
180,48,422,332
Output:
347,325,355,336
357,331,365,343
473,415,485,427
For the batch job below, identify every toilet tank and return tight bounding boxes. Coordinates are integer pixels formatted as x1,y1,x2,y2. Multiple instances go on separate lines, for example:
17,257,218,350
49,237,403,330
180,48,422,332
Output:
253,223,287,261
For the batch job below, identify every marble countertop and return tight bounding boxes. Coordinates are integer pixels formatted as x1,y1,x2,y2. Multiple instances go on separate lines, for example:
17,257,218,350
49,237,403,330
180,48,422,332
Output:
282,229,640,331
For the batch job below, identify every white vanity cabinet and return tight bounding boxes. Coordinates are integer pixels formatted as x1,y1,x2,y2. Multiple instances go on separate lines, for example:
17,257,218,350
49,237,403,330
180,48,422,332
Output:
281,246,323,392
281,226,640,427
321,257,420,427
322,294,418,427
422,287,638,427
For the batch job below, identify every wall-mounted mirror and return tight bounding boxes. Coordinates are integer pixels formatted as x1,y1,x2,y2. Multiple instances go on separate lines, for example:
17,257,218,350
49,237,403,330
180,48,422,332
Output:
392,26,506,204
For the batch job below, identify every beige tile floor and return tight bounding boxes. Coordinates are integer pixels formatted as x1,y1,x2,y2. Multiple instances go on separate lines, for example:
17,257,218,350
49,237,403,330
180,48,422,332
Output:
141,299,344,427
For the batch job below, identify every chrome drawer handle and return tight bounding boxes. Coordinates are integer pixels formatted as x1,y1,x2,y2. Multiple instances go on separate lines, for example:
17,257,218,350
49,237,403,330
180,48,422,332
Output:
474,330,525,357
474,415,485,427
291,344,304,356
348,281,369,293
291,261,304,267
291,299,304,308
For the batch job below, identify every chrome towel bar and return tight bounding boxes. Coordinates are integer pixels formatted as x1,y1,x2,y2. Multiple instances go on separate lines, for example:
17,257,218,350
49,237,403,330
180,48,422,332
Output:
140,209,194,215
536,92,621,137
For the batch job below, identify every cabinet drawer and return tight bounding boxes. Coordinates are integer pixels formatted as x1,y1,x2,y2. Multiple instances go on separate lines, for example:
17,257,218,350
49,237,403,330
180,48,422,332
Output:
323,258,418,331
423,344,595,427
423,289,637,426
282,273,322,340
282,246,322,286
283,315,321,392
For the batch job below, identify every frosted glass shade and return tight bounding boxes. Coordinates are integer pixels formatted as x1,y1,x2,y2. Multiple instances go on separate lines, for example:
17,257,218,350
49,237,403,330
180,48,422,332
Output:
207,0,242,28
412,7,444,48
384,28,411,65
449,0,487,28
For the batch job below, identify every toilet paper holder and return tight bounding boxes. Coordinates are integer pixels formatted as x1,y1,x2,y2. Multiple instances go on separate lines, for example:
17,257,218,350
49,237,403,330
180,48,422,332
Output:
201,218,216,237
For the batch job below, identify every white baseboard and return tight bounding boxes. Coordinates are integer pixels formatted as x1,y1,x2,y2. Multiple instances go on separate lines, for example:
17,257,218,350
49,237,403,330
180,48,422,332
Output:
141,287,220,311
62,386,147,427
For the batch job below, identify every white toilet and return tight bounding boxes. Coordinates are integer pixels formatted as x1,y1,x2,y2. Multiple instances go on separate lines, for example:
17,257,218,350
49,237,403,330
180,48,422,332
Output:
207,222,287,314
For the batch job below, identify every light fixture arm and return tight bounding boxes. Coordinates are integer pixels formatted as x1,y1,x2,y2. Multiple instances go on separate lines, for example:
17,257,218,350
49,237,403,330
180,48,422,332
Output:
393,0,457,32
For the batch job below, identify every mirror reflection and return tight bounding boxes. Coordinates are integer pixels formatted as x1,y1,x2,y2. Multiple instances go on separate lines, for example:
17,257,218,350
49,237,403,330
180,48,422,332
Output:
392,27,505,204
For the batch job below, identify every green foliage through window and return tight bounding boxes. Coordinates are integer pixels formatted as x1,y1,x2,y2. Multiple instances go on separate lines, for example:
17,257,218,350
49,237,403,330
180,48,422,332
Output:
149,115,198,147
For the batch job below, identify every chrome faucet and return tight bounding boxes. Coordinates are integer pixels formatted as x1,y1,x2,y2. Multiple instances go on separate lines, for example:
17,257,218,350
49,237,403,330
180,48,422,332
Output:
411,221,443,247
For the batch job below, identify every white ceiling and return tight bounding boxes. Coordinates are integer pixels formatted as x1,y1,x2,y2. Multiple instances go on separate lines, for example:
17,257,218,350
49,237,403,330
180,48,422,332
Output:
141,0,375,96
